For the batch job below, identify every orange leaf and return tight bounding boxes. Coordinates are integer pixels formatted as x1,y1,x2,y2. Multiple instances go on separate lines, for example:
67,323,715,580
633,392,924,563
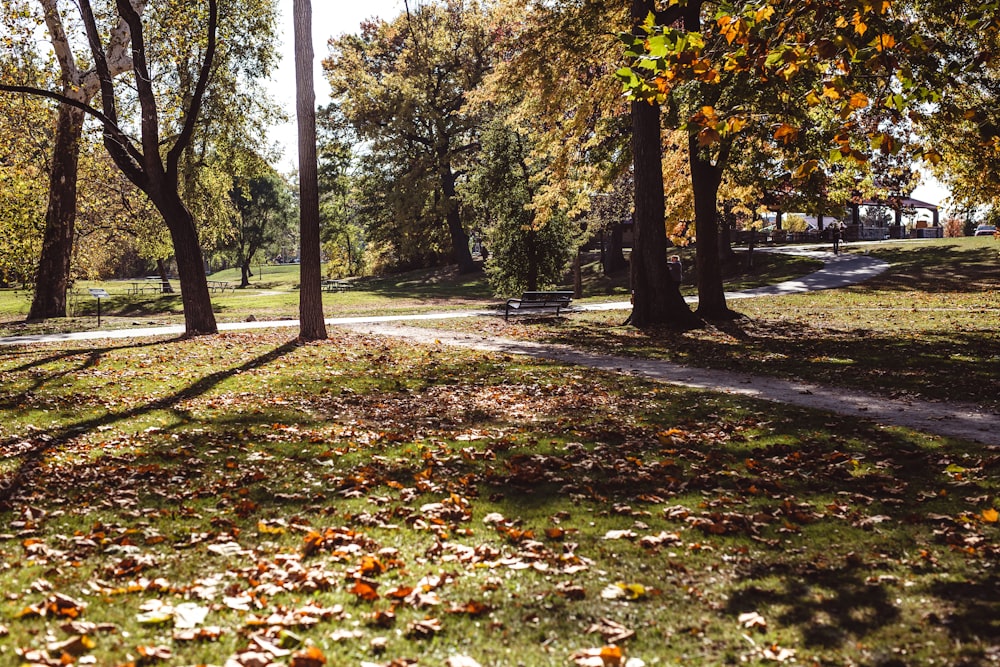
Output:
982,508,999,523
290,646,327,667
350,580,380,601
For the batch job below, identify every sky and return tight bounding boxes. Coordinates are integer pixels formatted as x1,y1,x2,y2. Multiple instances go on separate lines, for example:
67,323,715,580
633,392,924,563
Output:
269,0,404,171
267,0,949,210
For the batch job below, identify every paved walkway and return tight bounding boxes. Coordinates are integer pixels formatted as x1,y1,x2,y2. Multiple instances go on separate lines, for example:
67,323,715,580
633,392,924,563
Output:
4,248,998,444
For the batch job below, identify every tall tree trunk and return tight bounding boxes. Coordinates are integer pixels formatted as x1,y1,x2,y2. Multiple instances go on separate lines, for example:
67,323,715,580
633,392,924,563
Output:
690,138,737,320
28,104,84,321
629,98,700,329
293,0,328,340
628,0,699,329
440,161,476,274
526,229,539,291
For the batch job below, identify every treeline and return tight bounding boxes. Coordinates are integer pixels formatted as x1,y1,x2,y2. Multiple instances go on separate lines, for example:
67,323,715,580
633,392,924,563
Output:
2,0,999,331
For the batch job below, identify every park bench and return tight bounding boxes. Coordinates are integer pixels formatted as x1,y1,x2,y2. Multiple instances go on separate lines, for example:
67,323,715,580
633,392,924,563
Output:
322,279,353,292
504,290,574,321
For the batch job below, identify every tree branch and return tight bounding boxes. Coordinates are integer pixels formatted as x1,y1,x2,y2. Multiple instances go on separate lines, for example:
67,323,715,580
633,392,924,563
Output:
0,83,145,172
166,0,218,181
77,0,147,187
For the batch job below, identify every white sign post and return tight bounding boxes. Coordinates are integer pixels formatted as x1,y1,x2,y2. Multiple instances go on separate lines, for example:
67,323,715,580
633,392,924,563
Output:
88,288,110,327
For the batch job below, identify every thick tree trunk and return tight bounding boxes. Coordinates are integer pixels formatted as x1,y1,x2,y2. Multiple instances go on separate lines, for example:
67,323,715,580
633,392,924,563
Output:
690,139,737,320
240,261,251,288
28,104,85,321
629,98,700,329
152,191,217,335
440,161,476,274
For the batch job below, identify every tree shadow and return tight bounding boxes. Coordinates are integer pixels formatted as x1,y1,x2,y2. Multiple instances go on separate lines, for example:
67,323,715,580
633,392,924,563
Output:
928,578,1000,642
0,337,302,507
727,567,901,648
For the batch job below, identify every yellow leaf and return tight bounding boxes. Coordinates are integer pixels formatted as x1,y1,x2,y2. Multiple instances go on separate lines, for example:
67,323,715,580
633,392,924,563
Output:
849,91,870,109
872,34,896,51
793,160,819,180
257,521,286,535
725,116,748,134
982,508,999,523
755,6,775,22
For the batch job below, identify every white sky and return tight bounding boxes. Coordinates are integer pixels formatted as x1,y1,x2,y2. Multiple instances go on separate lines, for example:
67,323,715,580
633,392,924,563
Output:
269,0,404,171
267,0,949,209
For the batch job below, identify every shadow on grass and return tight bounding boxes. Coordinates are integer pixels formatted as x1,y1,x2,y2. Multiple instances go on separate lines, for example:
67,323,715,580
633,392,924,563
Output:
0,337,301,508
868,245,1000,293
544,314,1000,407
728,567,901,648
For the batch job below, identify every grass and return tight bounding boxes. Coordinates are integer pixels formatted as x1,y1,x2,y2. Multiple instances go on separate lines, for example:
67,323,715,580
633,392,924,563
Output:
423,238,1000,409
0,330,998,665
0,251,818,338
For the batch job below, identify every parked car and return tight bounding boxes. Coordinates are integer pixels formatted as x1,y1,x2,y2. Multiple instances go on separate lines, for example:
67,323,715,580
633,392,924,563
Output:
973,225,997,236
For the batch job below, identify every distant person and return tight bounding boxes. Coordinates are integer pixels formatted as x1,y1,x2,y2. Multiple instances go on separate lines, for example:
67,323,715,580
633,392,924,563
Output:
832,225,842,254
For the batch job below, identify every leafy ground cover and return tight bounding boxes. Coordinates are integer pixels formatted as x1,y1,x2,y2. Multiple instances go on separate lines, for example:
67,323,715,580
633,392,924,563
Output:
425,239,1000,410
0,251,818,339
0,330,998,666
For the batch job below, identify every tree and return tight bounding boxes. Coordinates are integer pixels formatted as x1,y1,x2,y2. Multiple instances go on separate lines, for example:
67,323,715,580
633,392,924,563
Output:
1,0,224,334
491,0,699,328
293,0,327,340
0,36,51,286
627,0,701,328
324,0,493,275
26,0,138,321
464,118,575,295
617,1,996,320
227,170,295,287
317,103,365,278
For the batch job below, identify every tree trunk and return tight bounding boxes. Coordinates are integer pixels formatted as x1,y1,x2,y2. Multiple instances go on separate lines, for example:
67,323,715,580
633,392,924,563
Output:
155,258,174,293
690,138,737,320
28,104,85,321
151,192,217,334
293,0,328,341
440,161,477,274
603,223,627,275
526,229,539,291
629,98,700,329
241,261,251,288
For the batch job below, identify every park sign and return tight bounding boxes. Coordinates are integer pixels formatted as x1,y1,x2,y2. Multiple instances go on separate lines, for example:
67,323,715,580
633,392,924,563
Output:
88,288,110,325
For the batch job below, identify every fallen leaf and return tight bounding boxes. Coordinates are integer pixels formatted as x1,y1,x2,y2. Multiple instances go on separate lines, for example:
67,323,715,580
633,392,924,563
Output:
290,646,327,667
738,611,767,631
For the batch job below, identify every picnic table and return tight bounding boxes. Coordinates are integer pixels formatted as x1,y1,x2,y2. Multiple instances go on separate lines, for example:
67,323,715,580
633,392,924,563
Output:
206,280,235,293
504,290,574,321
322,279,353,292
128,276,172,295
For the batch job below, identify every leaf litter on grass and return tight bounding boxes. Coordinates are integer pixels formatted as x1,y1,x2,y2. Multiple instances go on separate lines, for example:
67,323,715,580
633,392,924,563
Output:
0,330,999,665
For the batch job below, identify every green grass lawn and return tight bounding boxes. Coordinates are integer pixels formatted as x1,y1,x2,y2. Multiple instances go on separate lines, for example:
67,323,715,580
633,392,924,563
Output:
0,330,997,666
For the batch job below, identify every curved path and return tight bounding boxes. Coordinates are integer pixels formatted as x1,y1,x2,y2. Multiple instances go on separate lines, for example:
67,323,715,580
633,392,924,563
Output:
4,249,998,444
